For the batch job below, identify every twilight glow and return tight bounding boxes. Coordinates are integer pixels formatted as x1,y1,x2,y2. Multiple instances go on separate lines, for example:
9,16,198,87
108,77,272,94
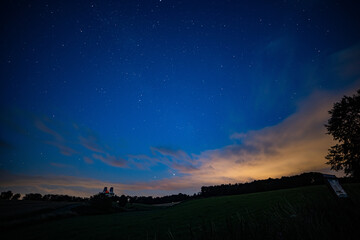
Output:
1,0,360,197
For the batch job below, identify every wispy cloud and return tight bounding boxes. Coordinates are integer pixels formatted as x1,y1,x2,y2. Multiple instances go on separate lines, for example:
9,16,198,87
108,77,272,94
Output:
35,119,64,142
92,153,127,167
33,118,78,156
79,135,105,153
331,43,360,80
1,110,131,168
33,116,129,168
83,156,94,164
128,146,198,173
50,162,74,168
45,141,77,156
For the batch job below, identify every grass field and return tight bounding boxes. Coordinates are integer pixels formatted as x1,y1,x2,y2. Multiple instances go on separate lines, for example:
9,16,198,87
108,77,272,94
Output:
5,183,360,240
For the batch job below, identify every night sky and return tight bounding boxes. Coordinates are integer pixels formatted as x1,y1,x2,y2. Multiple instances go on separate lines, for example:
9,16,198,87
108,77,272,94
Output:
1,0,360,197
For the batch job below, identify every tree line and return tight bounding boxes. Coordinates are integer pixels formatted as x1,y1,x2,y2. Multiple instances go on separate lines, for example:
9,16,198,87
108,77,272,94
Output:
0,191,88,202
3,172,356,204
200,172,325,197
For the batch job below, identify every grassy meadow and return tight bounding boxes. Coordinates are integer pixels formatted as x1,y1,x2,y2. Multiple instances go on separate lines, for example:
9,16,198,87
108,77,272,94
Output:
5,183,360,240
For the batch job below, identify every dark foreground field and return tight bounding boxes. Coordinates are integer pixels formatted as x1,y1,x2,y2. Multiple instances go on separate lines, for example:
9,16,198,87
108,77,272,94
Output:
3,184,360,240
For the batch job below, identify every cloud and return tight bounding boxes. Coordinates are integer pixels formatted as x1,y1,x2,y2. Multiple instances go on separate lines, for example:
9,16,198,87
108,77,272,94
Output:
45,141,77,156
92,153,127,167
151,147,195,163
33,118,79,156
331,43,360,80
79,135,105,153
50,162,73,168
83,156,94,164
35,119,64,142
32,115,129,168
3,111,128,168
128,146,199,173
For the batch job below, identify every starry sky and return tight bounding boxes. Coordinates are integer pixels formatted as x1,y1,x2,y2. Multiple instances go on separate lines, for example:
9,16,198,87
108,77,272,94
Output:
1,0,360,197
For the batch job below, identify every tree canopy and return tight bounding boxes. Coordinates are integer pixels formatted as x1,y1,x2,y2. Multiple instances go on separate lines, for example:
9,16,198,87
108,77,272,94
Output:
325,89,360,179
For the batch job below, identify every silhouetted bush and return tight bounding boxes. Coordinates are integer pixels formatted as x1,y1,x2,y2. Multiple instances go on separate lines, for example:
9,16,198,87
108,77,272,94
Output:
127,193,191,204
23,193,42,200
114,195,128,207
0,190,13,200
42,194,86,202
90,193,115,210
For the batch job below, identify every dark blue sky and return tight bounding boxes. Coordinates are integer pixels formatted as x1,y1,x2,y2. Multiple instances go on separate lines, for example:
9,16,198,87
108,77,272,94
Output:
1,0,360,196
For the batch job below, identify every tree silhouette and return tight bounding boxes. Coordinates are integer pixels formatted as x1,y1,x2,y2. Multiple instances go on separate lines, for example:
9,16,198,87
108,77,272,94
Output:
0,191,13,200
23,193,42,200
325,89,360,179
